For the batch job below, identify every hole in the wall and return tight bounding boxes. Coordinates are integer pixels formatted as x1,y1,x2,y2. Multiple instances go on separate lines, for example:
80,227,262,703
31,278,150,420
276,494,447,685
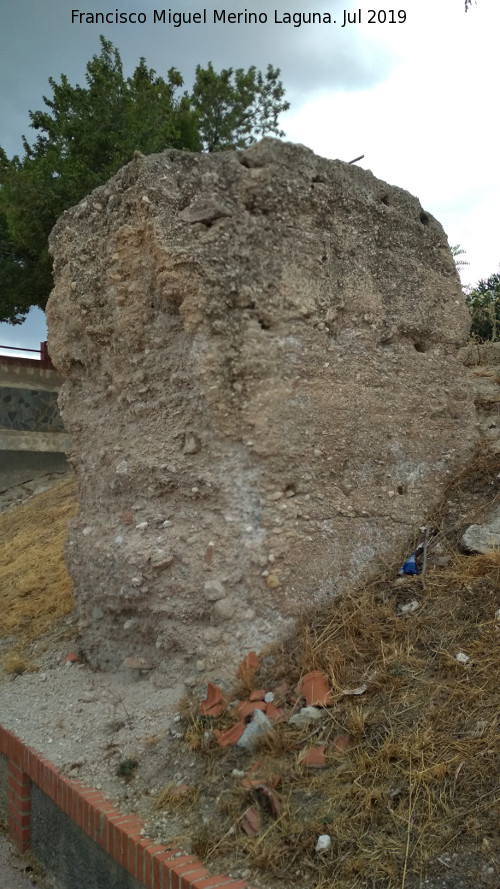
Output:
381,195,390,206
257,317,270,330
397,484,406,495
419,211,429,226
163,293,183,316
414,341,429,353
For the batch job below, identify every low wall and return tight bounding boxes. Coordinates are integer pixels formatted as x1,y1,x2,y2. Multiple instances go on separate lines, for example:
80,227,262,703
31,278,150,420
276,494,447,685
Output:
0,725,248,889
0,351,62,391
0,347,69,455
0,429,71,452
0,386,64,433
0,451,69,493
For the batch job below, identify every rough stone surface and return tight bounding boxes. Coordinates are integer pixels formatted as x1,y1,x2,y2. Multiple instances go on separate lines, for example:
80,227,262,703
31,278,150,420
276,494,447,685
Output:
462,506,500,554
45,138,478,671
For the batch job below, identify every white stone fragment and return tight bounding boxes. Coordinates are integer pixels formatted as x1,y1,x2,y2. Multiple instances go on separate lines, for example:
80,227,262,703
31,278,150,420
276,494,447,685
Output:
398,599,420,615
315,834,331,853
237,708,273,750
455,652,470,665
289,707,326,727
342,684,367,696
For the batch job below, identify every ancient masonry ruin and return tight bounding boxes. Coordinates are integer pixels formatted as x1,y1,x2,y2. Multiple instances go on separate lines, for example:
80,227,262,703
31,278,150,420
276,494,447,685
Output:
46,139,478,672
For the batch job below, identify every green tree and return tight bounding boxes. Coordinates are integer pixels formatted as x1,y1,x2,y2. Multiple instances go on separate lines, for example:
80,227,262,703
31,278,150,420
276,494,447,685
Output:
191,62,289,152
0,37,289,324
466,270,500,342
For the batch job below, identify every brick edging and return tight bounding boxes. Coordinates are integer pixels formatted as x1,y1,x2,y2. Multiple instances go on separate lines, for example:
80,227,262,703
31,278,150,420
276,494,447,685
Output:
0,725,248,889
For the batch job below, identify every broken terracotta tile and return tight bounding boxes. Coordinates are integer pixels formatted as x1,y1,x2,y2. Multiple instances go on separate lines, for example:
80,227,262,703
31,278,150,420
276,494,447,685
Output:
63,652,79,664
214,720,246,747
237,651,259,682
239,806,260,836
264,702,285,722
251,784,281,818
299,745,327,769
332,734,354,753
237,700,267,719
199,681,225,718
298,670,333,707
249,689,266,701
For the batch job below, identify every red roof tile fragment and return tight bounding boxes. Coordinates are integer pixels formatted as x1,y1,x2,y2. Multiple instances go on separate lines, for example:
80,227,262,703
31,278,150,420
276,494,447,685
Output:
300,745,327,768
63,652,79,664
332,734,354,753
264,702,285,722
199,681,225,718
237,651,259,682
298,670,333,707
214,721,246,747
237,700,267,719
239,806,261,836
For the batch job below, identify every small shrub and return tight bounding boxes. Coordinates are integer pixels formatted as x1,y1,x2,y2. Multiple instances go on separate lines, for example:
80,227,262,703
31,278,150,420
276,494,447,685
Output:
116,758,138,781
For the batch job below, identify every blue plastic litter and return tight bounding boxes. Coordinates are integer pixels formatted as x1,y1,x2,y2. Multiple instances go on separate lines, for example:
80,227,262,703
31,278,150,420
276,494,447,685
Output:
398,540,426,576
399,551,418,575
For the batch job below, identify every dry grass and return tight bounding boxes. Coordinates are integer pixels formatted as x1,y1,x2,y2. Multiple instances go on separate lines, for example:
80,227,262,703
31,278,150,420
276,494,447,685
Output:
0,477,77,663
156,782,200,812
0,650,36,676
178,453,500,889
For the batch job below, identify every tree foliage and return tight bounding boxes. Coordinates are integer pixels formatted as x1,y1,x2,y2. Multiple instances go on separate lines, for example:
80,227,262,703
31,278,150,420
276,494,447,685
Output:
191,62,289,152
466,270,500,342
0,37,289,324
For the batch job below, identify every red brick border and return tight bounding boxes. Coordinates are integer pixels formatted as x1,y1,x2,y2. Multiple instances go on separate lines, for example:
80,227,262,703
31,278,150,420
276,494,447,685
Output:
0,725,249,889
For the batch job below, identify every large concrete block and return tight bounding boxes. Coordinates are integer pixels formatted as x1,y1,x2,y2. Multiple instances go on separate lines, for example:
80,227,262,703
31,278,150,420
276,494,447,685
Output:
46,139,477,671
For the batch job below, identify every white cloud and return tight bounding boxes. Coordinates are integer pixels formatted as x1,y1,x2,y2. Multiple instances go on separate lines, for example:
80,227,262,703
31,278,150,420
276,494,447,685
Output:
282,0,500,282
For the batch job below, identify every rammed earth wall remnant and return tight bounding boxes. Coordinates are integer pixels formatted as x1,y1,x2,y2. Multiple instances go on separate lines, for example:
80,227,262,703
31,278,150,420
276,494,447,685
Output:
46,139,477,671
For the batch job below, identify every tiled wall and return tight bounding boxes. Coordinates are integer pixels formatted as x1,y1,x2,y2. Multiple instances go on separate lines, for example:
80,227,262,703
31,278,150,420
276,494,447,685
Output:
0,387,64,433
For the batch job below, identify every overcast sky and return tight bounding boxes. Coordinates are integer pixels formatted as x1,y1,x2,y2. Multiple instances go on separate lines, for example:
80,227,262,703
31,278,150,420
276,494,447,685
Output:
1,0,498,354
